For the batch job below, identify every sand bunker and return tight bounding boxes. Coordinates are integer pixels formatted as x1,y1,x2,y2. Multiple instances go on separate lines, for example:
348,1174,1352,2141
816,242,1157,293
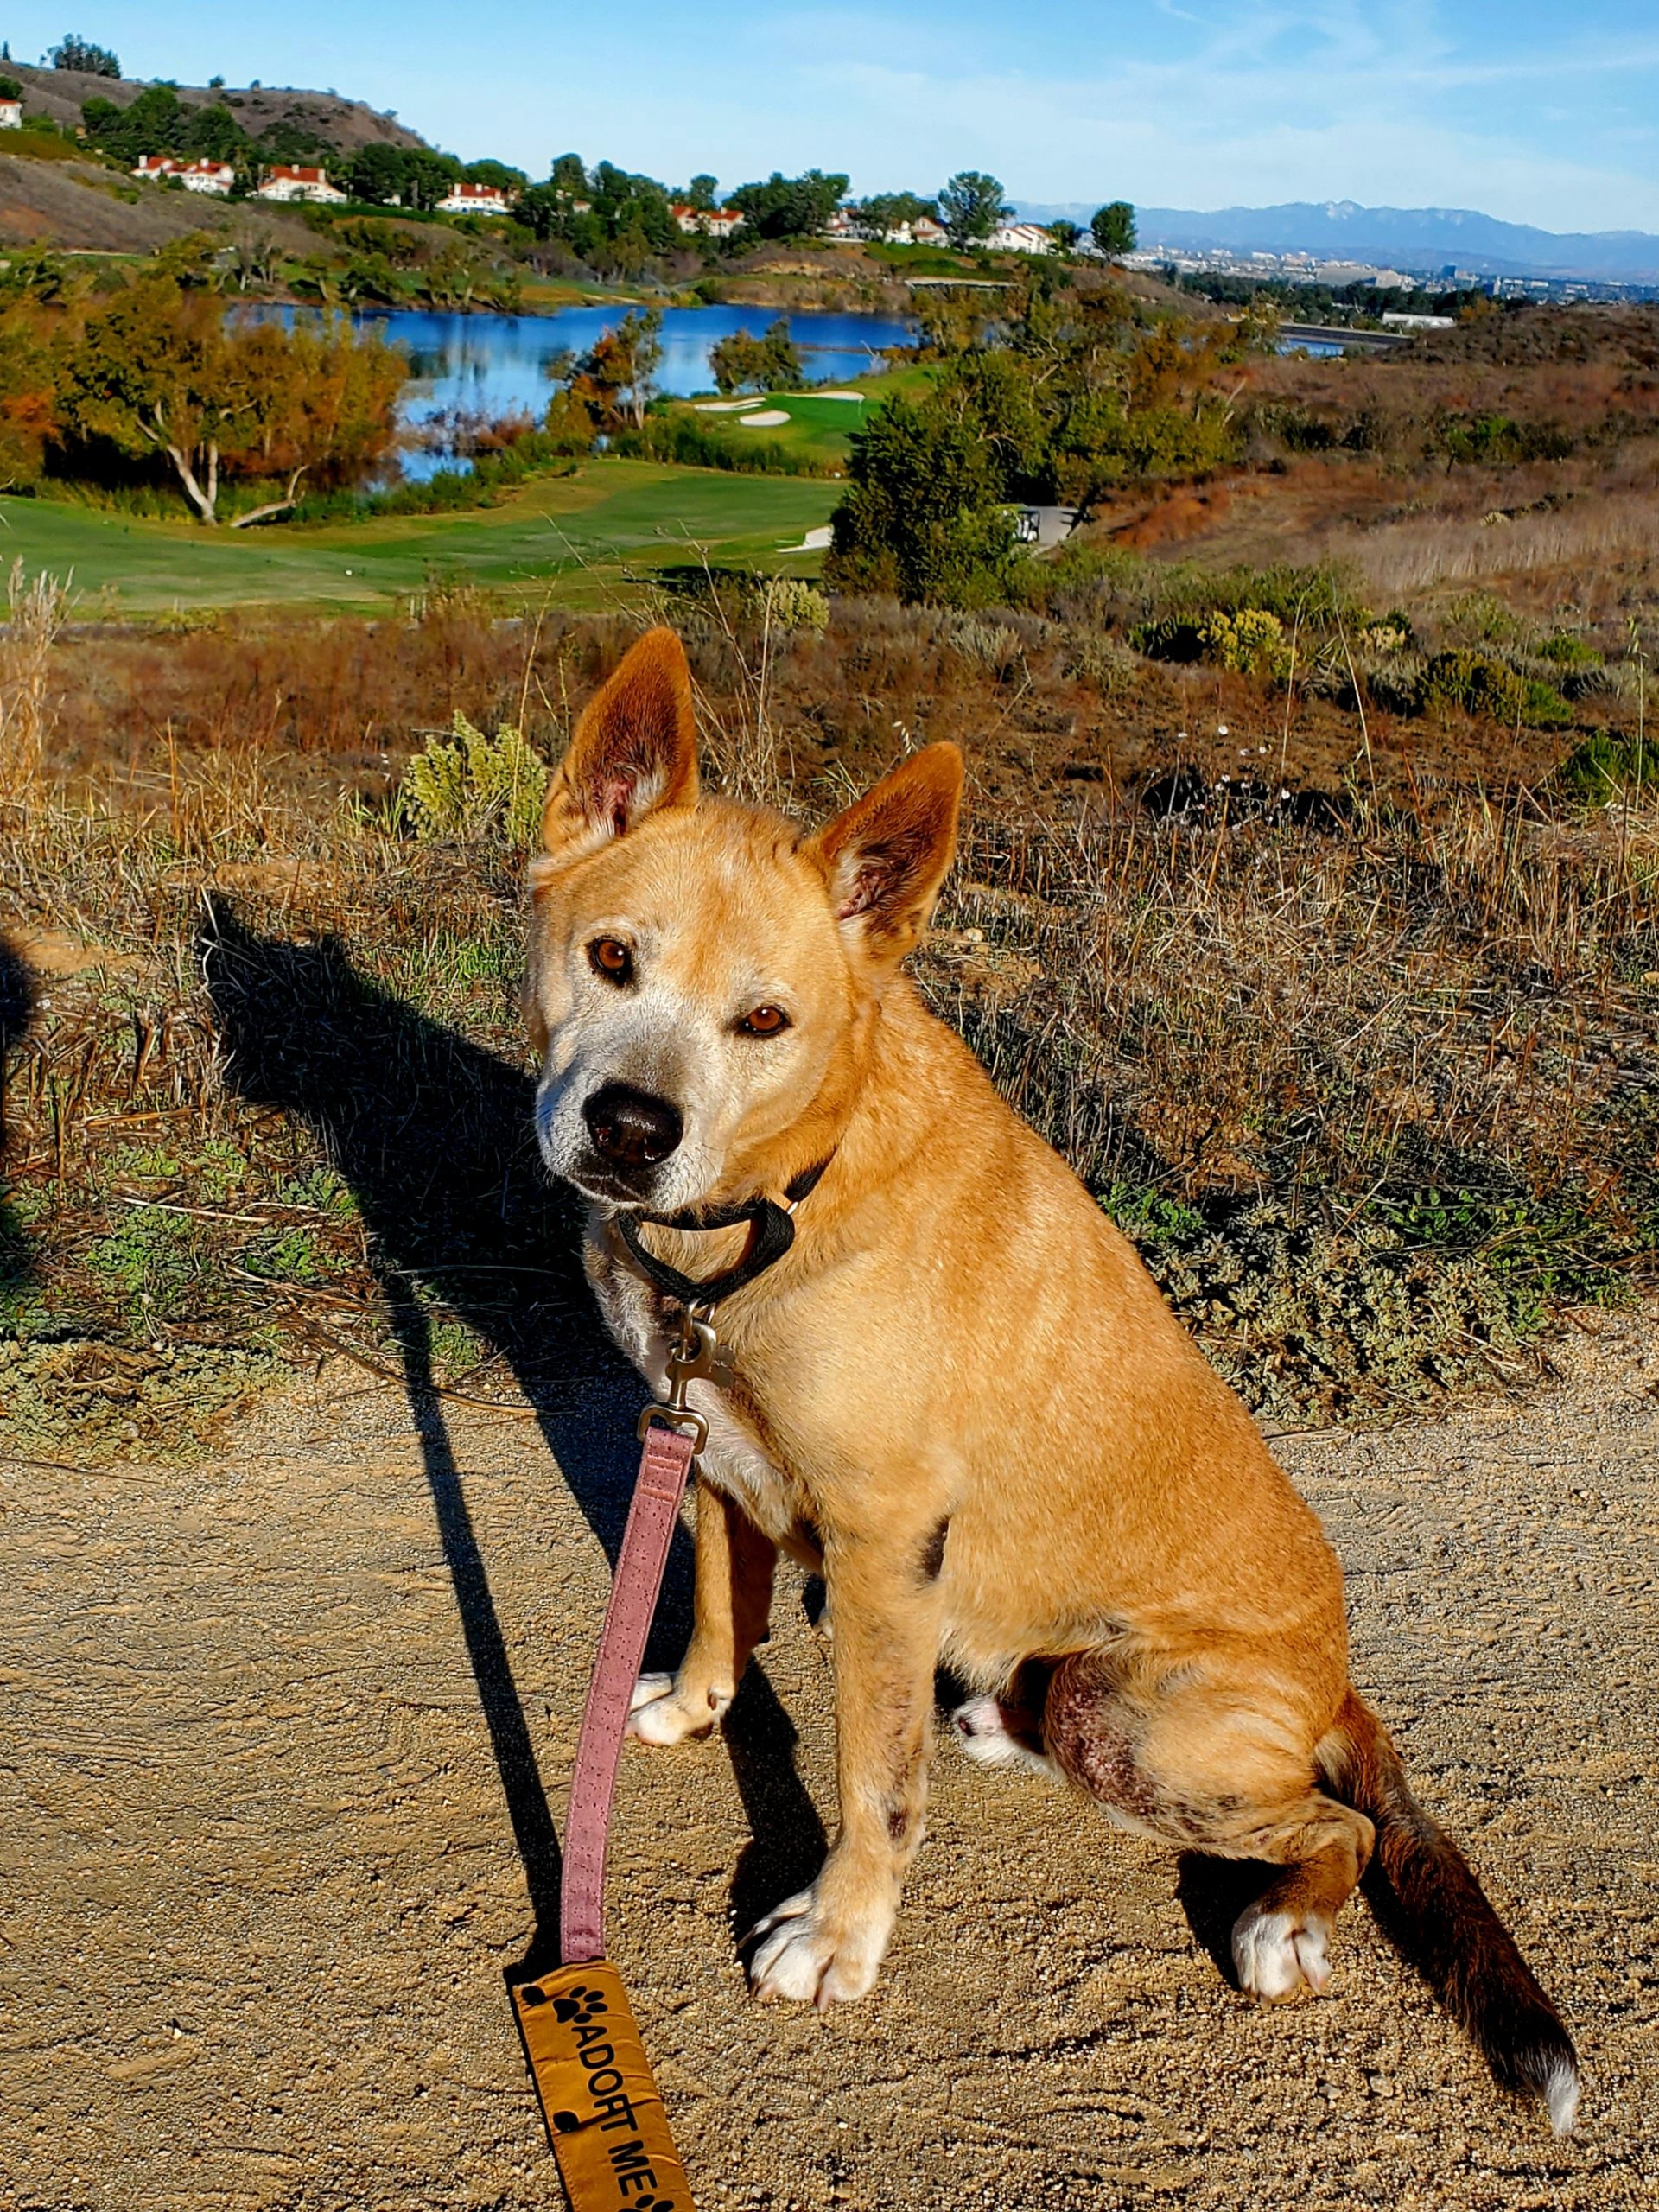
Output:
738,409,791,428
693,397,765,412
813,390,866,401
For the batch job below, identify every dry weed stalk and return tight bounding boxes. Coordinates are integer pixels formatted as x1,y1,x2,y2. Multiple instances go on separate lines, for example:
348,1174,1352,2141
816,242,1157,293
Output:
0,563,68,810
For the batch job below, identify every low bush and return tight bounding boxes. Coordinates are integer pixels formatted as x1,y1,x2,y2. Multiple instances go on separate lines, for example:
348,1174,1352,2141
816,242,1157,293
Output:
397,714,548,848
1559,729,1659,802
611,411,830,477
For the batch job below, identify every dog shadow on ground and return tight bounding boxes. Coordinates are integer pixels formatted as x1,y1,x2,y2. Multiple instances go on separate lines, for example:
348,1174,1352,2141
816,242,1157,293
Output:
203,899,826,1975
0,935,39,1309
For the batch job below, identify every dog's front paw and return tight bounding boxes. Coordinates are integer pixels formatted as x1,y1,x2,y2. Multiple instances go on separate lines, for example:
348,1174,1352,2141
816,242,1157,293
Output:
744,1882,893,2008
626,1670,729,1746
1232,1903,1333,2002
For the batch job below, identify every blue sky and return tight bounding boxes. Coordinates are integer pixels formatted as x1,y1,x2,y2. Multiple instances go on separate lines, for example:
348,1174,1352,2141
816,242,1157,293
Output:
8,3,1659,231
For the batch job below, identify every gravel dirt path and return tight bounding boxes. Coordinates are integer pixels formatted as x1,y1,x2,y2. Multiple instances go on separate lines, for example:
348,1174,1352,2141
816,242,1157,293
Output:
3,1312,1655,2211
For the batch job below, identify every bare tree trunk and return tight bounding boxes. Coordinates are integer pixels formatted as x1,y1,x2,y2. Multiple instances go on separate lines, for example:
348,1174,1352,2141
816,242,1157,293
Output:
228,467,307,530
166,445,219,524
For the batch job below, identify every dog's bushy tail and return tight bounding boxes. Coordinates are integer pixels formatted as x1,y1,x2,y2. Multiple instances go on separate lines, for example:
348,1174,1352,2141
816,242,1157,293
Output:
1319,1689,1579,2133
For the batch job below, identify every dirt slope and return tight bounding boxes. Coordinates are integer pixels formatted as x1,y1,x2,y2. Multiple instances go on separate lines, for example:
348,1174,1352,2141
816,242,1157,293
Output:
1,1313,1654,2210
3,64,424,155
0,154,319,252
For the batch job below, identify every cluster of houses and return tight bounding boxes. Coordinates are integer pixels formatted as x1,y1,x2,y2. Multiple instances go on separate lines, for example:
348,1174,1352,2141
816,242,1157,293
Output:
130,154,516,213
117,141,1067,254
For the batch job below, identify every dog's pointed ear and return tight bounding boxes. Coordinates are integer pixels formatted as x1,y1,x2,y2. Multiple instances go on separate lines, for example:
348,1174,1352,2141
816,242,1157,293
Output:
537,626,699,869
807,742,963,962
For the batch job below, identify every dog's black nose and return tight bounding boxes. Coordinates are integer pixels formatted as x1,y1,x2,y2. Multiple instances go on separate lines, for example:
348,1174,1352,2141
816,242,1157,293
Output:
583,1082,683,1171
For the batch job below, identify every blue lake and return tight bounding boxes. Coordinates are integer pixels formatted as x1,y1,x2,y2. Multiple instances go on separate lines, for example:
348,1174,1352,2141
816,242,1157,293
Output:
295,303,914,478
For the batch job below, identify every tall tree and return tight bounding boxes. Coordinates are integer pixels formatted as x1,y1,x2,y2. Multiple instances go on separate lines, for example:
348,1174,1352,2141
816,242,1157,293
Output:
569,307,663,429
686,172,718,211
726,168,848,238
853,191,939,239
49,30,120,74
341,141,407,205
938,170,1010,249
826,394,1018,606
1090,201,1137,258
58,276,232,521
55,276,406,522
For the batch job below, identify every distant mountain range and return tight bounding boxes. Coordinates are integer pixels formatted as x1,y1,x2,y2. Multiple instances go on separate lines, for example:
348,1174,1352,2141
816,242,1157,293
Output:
1013,199,1659,283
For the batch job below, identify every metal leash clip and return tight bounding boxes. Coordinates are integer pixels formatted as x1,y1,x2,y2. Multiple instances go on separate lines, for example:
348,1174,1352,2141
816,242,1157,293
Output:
636,1305,718,1454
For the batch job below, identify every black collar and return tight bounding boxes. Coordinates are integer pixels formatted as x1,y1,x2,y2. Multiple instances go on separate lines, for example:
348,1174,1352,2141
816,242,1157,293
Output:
614,1156,832,1312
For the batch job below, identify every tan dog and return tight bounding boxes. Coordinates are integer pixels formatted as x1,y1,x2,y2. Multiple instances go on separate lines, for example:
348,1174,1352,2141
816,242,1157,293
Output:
524,627,1579,2130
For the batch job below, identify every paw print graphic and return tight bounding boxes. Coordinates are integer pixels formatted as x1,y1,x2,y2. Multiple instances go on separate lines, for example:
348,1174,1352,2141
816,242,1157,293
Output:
551,1983,609,2026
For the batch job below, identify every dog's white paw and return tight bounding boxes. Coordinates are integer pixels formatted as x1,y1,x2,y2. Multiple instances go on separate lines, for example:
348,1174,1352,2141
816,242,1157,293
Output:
625,1671,729,1746
951,1695,1060,1779
1232,1904,1332,2002
745,1884,891,2008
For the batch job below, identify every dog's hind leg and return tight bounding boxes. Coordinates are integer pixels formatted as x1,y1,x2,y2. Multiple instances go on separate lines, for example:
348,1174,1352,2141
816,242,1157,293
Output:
1043,1646,1374,2003
628,1481,776,1745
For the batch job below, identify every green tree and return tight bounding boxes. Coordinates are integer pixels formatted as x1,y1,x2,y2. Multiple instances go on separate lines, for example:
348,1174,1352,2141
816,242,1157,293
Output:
686,172,718,211
569,306,663,429
55,276,406,522
550,151,588,196
340,143,407,205
82,82,183,162
57,276,239,521
938,170,1009,249
727,168,849,238
463,156,527,192
49,30,120,74
1049,219,1083,253
709,316,801,394
853,190,938,238
0,75,22,100
826,394,1019,606
396,147,464,211
1090,201,1136,258
180,103,247,162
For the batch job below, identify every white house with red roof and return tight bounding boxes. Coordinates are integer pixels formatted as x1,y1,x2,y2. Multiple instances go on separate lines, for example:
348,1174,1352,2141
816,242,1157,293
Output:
437,179,516,215
670,203,746,239
256,164,346,205
179,159,235,196
0,93,22,130
133,152,178,179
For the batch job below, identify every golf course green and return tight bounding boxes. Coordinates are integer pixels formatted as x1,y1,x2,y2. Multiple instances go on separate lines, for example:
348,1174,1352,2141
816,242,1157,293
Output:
0,460,841,615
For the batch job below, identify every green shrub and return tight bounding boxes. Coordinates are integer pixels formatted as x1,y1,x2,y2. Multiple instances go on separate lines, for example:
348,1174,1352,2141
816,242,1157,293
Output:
1559,730,1659,802
755,576,830,632
825,394,1020,608
612,412,826,477
398,714,549,847
1416,650,1572,728
1201,606,1294,680
1537,631,1603,670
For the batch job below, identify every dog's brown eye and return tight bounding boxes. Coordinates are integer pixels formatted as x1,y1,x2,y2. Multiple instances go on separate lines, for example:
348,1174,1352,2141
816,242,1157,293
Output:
739,1005,790,1038
588,937,633,983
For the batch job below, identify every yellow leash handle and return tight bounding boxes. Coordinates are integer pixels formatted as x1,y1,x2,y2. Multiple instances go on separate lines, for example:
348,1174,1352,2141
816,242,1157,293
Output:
513,1961,694,2211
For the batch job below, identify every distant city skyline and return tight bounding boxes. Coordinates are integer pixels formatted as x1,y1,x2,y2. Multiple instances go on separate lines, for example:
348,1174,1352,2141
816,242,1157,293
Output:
6,2,1659,233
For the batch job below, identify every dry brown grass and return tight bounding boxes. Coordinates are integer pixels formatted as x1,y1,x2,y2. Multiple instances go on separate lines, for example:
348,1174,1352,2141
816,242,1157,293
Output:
0,561,67,809
1,591,1655,1454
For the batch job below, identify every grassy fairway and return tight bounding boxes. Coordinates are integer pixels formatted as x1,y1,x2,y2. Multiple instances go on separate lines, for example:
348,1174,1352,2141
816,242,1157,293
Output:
0,460,840,615
679,365,932,469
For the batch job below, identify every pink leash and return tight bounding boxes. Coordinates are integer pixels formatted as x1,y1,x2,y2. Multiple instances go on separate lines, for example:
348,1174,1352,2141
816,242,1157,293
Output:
557,1314,715,1964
